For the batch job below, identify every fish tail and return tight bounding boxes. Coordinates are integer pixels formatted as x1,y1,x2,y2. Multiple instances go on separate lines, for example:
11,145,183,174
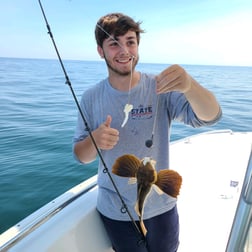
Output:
155,170,182,198
112,154,141,177
140,218,147,237
135,201,141,217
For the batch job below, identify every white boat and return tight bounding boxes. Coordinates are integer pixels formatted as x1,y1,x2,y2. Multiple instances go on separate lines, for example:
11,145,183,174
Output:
0,129,251,252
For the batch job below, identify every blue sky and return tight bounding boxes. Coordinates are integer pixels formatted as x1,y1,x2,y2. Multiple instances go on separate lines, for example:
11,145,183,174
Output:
1,0,252,66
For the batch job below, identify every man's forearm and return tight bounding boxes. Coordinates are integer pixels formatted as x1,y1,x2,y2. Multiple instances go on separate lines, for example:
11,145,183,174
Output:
74,136,98,164
184,78,221,121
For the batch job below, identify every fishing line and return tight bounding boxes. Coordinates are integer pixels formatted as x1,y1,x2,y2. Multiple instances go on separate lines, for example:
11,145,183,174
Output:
145,95,160,148
37,0,145,244
126,57,135,106
121,58,134,128
97,19,135,128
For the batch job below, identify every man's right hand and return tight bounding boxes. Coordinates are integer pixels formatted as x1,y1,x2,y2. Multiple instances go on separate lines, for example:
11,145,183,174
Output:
93,115,119,150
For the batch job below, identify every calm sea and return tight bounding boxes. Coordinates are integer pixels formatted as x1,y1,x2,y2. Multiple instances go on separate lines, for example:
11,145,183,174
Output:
0,57,251,234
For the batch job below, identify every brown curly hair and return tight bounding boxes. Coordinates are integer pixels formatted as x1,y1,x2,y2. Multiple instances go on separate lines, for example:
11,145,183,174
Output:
95,13,144,47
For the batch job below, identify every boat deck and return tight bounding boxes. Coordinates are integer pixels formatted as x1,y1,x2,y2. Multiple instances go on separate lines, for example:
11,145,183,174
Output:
173,130,251,251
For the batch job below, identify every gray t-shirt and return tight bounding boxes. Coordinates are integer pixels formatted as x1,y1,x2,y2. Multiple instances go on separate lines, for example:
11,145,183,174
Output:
73,72,220,220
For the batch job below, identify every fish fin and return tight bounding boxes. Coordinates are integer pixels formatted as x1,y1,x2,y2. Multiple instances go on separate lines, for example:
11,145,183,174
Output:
112,154,140,177
128,177,137,184
152,184,164,195
155,169,182,198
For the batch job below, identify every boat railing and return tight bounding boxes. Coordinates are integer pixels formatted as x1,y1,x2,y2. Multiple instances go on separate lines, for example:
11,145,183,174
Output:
170,129,234,145
226,147,252,251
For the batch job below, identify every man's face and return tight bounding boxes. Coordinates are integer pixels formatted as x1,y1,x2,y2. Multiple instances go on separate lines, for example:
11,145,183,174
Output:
97,30,139,76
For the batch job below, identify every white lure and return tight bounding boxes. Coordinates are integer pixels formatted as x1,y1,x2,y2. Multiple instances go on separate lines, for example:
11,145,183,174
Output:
121,103,133,128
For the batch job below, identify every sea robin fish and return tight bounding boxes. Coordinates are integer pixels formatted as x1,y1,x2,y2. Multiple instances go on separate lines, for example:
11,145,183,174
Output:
112,154,182,236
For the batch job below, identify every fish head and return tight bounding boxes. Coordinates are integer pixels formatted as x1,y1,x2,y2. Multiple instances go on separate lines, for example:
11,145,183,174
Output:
137,157,157,185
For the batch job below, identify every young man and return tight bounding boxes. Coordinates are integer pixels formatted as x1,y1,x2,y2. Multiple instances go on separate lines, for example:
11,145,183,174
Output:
73,13,222,252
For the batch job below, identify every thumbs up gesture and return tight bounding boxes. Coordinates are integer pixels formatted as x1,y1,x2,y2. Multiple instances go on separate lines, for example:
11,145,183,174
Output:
93,115,119,150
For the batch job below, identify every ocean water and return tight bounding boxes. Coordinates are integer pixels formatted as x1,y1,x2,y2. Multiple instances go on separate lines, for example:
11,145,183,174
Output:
0,57,251,234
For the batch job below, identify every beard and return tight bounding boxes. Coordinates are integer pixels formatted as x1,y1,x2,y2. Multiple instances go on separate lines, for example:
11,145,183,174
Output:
104,55,139,76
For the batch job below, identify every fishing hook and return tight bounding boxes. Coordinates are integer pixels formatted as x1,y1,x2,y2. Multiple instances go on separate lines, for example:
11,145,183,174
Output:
37,0,145,244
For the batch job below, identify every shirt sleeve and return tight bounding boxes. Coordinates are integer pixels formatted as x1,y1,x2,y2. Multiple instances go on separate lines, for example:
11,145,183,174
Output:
167,91,222,128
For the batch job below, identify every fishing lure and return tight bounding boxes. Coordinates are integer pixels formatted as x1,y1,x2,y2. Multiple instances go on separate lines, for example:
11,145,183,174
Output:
112,154,182,236
121,103,133,127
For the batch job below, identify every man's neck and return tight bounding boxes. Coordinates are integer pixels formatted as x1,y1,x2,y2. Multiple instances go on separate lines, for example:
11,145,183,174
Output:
108,71,140,91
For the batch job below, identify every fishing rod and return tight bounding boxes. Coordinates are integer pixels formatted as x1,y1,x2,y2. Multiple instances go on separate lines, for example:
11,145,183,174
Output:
37,0,145,245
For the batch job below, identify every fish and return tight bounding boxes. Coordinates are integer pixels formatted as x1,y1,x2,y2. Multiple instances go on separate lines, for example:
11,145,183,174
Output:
112,154,182,236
